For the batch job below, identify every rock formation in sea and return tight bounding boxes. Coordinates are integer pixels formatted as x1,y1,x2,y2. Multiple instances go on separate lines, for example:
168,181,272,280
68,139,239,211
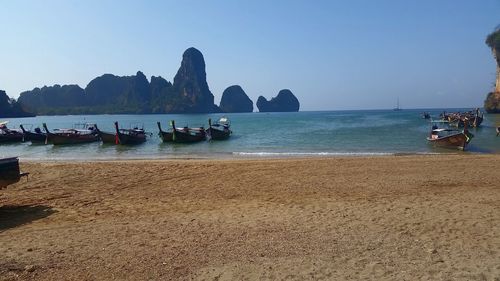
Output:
484,27,500,113
15,48,224,114
219,85,253,113
0,90,34,118
169,47,221,113
85,71,151,113
256,89,300,112
17,84,86,115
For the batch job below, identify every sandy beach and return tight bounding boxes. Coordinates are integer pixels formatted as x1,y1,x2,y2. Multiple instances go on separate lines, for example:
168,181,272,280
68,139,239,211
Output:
1,155,499,280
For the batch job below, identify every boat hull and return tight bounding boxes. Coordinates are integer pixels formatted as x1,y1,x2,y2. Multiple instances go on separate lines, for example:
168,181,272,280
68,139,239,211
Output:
206,127,231,140
117,132,146,145
23,131,47,143
47,133,100,145
172,129,206,143
427,133,469,150
0,134,23,143
99,131,117,144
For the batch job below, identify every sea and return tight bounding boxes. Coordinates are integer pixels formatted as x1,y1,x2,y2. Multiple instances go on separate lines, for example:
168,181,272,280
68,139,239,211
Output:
1,109,499,161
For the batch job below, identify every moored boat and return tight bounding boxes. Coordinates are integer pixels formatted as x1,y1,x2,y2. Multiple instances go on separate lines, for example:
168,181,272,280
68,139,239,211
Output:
0,121,24,143
170,120,206,143
43,123,100,145
427,121,473,151
113,122,147,145
206,117,231,140
20,124,47,143
95,124,117,144
157,122,173,142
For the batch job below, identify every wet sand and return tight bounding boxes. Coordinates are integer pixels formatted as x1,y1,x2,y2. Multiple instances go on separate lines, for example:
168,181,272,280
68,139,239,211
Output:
1,155,500,280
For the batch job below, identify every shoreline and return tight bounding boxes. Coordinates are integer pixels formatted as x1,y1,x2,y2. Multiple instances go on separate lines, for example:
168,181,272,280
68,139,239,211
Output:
15,150,484,162
2,155,500,280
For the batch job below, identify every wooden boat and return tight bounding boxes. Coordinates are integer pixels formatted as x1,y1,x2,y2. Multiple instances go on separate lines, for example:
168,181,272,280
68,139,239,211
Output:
157,122,173,142
206,117,232,140
20,124,47,143
158,120,206,143
0,121,24,143
43,123,100,145
171,120,206,143
427,121,473,151
96,124,117,144
421,112,431,119
443,108,483,128
97,122,147,145
0,157,29,189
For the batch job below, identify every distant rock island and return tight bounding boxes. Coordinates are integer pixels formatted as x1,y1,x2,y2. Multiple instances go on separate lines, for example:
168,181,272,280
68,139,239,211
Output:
485,27,500,113
219,85,253,113
11,47,301,116
0,90,34,118
17,47,222,115
256,89,300,112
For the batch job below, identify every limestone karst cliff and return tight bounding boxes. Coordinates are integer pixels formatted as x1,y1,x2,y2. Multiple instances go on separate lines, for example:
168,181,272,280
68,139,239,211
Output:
219,85,253,113
256,89,300,112
484,27,500,113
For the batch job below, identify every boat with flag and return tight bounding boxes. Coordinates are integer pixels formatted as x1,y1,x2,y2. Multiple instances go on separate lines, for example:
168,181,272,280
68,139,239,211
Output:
97,122,148,145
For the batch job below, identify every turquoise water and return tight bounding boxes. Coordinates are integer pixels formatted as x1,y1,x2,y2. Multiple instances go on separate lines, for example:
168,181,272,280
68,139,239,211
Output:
1,109,499,160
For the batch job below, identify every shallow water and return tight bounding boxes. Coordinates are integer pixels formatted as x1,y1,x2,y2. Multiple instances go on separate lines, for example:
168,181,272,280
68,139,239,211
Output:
1,109,499,160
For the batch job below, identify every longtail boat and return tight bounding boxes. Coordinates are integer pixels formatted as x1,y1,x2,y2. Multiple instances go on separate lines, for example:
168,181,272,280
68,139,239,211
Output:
206,117,231,140
427,120,473,151
0,157,29,189
158,120,205,143
0,121,24,143
442,108,483,128
157,122,173,142
20,124,47,143
114,122,147,145
95,124,117,144
43,123,99,145
171,120,206,143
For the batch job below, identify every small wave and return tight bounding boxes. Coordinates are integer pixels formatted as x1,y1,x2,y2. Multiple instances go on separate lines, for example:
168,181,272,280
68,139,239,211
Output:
232,152,394,157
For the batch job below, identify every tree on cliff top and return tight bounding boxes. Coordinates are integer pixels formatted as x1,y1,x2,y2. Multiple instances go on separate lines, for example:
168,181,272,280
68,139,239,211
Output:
486,26,500,50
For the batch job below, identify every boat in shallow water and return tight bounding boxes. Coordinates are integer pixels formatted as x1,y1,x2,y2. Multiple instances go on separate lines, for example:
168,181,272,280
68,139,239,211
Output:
206,117,231,140
20,124,47,143
43,123,100,145
157,120,205,143
0,121,24,143
427,121,473,151
99,122,147,145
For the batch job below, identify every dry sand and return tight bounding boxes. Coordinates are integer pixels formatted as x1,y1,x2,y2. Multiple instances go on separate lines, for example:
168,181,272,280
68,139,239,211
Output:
1,155,499,280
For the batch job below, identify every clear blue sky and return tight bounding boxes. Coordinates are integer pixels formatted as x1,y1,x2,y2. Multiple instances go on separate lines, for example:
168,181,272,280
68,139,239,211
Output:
1,0,499,110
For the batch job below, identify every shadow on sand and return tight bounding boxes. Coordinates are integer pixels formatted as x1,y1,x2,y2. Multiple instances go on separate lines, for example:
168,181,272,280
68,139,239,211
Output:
0,205,56,232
